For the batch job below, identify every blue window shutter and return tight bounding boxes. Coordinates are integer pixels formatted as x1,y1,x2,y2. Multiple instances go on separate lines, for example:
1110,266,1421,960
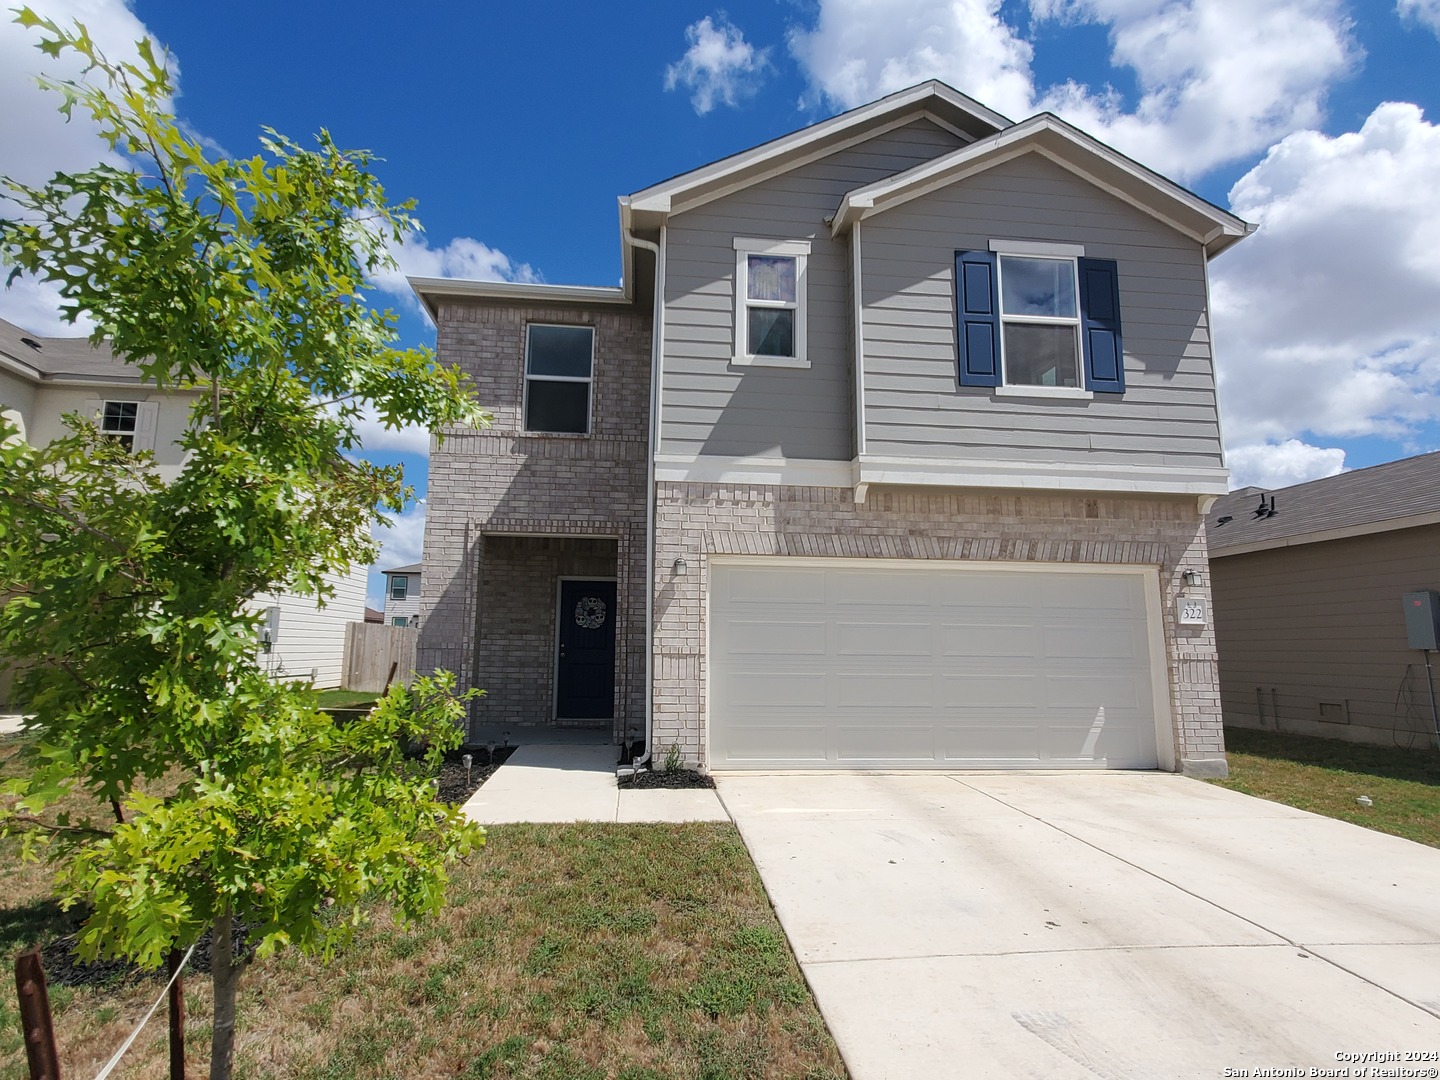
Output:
955,251,1000,387
1079,258,1125,393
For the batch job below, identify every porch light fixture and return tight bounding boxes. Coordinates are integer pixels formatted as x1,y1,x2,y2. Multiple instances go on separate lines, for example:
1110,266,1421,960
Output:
673,557,688,577
1182,570,1200,587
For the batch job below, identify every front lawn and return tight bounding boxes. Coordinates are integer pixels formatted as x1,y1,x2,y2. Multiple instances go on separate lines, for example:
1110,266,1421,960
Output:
1212,726,1440,848
0,739,844,1079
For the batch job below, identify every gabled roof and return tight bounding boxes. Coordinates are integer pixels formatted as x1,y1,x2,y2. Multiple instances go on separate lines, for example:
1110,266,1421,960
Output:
620,81,1011,232
830,113,1254,258
381,563,422,575
1207,451,1440,557
0,317,140,385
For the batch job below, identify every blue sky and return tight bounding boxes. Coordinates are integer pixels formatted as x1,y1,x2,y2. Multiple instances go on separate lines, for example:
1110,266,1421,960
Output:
4,0,1440,606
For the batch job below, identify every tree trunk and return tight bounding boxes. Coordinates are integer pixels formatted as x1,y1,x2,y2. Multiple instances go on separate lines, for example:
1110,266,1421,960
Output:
208,910,239,1080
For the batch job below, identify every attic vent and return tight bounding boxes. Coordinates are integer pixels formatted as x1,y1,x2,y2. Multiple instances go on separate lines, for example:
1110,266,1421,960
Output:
19,337,42,351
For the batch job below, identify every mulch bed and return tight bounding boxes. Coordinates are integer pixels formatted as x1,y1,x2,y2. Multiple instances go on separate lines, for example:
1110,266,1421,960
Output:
622,768,715,790
435,745,516,804
38,917,255,989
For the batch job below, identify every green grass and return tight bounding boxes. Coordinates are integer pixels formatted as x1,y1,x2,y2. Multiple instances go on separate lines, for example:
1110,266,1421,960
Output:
0,739,846,1080
1212,726,1440,848
313,689,379,709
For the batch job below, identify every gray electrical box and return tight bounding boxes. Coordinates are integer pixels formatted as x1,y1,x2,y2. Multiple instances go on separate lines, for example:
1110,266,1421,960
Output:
1403,590,1440,650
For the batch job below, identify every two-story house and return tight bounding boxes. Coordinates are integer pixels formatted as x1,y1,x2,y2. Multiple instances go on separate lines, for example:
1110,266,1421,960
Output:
380,563,423,627
413,81,1253,776
0,317,368,695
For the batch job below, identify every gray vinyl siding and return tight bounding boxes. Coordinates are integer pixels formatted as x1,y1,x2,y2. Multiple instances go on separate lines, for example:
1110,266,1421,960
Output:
662,118,964,461
1211,525,1440,749
860,152,1223,470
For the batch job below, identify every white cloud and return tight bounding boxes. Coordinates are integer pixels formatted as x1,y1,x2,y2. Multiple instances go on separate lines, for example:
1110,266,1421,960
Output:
0,0,168,331
786,0,1359,180
787,0,1034,120
372,501,425,573
367,230,539,319
348,403,432,456
665,15,772,115
1225,439,1346,490
368,501,425,610
1397,0,1440,35
1212,102,1440,449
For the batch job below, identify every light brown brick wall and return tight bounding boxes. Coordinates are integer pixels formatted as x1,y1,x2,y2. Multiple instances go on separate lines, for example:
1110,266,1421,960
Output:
653,483,1225,773
417,300,651,742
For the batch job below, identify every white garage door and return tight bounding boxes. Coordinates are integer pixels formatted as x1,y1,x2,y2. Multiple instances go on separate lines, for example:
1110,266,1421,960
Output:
709,560,1166,770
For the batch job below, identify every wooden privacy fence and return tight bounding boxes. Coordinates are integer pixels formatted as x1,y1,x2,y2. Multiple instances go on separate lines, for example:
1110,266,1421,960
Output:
342,622,417,693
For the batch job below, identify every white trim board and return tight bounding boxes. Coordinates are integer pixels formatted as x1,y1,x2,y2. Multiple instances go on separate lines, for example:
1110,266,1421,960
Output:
653,453,1230,497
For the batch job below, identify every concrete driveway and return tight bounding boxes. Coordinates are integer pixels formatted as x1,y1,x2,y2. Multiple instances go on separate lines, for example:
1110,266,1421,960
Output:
716,771,1440,1080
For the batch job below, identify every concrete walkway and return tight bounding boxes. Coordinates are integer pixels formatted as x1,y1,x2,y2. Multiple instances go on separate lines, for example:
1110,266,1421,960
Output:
461,743,729,824
717,770,1440,1080
0,714,25,736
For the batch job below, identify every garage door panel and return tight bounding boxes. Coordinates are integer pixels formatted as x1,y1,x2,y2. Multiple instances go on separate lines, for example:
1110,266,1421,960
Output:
938,623,1036,657
837,671,934,707
836,726,935,761
726,671,828,707
939,673,1045,707
1039,574,1145,612
725,567,827,604
709,562,1163,770
1045,624,1147,661
836,622,933,656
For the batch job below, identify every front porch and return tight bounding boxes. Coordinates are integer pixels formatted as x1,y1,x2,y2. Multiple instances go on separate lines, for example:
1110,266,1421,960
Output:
466,532,644,748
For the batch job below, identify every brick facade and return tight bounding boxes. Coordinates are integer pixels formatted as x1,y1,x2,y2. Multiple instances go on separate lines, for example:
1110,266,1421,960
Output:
652,482,1226,775
417,300,651,742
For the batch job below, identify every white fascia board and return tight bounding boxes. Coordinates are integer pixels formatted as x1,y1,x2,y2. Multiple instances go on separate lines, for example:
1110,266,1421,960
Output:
831,115,1251,249
409,276,632,317
0,353,42,382
856,454,1231,496
1209,511,1440,559
653,453,855,487
629,83,1010,219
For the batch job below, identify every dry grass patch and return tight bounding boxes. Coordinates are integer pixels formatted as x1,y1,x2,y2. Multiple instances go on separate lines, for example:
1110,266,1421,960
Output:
1213,727,1440,848
0,755,846,1080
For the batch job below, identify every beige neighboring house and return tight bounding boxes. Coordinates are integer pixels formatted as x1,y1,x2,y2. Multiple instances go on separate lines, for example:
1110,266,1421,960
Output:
0,316,366,700
380,563,422,627
414,80,1255,776
1206,452,1440,750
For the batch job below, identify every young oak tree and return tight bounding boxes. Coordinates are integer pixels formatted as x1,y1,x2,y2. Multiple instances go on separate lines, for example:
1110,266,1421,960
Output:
0,13,489,1077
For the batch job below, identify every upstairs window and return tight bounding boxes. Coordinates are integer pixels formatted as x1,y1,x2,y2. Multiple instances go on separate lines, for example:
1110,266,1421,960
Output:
389,576,408,601
733,237,810,368
524,324,594,434
956,242,1125,395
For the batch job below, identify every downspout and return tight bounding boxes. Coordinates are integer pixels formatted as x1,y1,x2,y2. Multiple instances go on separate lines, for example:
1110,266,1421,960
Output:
620,226,665,775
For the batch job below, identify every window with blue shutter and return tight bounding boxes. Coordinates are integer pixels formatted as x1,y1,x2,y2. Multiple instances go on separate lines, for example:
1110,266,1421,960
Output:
954,249,1126,394
955,251,1000,387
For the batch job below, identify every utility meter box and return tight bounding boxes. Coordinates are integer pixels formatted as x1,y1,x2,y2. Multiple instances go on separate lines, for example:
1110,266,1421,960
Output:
1403,591,1440,650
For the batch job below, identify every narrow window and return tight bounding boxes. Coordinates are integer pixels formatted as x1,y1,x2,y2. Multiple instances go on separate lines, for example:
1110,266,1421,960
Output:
100,400,139,451
733,238,810,367
997,256,1081,388
524,324,594,434
389,576,408,601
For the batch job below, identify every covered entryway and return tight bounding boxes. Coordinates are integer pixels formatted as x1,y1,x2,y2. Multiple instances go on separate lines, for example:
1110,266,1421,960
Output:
708,558,1170,769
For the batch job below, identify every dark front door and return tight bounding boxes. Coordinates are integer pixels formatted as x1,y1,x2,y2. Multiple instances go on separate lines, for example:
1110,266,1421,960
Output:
556,579,617,720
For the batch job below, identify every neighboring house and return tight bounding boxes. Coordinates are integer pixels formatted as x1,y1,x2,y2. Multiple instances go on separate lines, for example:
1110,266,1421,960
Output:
414,80,1254,775
0,316,366,696
380,563,422,626
1207,454,1440,750
364,606,385,624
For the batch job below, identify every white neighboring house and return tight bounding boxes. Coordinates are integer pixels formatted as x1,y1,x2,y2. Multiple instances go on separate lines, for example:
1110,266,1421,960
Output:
380,563,421,627
0,317,366,695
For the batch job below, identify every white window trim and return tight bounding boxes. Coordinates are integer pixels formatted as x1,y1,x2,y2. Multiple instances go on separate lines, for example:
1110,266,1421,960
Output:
732,237,810,369
994,253,1084,393
523,323,595,435
389,577,408,600
98,399,158,454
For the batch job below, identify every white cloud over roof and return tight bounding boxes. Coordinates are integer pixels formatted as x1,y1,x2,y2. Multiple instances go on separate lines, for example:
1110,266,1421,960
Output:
665,15,772,115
